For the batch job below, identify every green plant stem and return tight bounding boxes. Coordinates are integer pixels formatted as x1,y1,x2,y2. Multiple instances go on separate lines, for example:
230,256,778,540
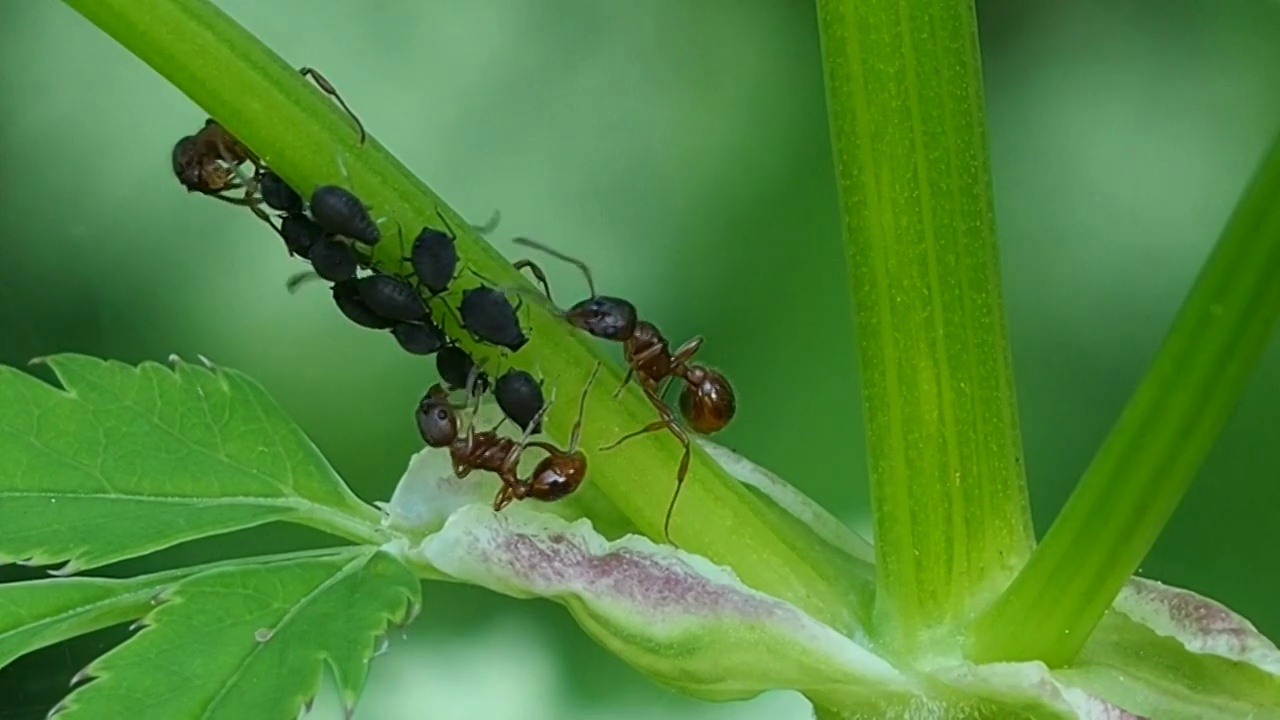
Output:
815,0,1033,650
59,0,863,632
969,131,1280,667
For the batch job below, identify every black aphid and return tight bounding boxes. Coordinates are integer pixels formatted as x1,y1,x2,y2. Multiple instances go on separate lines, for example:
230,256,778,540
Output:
436,345,488,393
459,286,527,351
331,280,394,329
494,369,544,433
356,275,428,322
310,185,380,244
280,215,327,258
260,171,304,214
309,237,358,282
391,321,446,356
410,226,458,295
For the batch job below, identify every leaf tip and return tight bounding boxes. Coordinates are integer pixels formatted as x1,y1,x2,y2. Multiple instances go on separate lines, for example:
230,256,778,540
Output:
47,560,83,577
69,665,94,689
45,699,69,719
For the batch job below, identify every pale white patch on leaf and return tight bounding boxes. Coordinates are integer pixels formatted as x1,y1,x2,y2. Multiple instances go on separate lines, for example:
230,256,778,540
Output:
380,448,498,535
696,439,874,563
1115,578,1280,674
1052,581,1280,720
378,401,509,536
935,661,1145,719
403,504,915,709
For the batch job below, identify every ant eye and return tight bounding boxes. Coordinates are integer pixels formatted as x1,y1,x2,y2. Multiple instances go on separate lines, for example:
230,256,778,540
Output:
434,408,449,421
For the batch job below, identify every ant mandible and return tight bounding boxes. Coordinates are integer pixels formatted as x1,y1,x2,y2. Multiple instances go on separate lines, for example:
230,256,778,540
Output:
415,362,601,510
510,237,736,538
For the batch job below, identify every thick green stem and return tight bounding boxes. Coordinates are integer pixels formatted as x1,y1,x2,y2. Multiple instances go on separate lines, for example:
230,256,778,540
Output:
816,0,1033,650
969,131,1280,666
59,0,863,631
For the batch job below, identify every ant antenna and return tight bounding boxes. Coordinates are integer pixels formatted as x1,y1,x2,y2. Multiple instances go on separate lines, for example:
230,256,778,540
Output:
569,363,602,453
511,237,597,297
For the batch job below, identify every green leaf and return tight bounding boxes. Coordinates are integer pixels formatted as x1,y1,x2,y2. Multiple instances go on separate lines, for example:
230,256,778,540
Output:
0,549,348,672
52,548,420,719
0,354,385,573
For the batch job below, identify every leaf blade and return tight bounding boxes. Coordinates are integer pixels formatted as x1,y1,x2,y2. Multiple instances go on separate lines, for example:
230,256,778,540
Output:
0,355,384,572
0,548,348,671
53,549,420,720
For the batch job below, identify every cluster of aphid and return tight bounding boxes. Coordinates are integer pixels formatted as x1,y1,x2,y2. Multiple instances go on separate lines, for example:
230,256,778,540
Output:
169,67,737,538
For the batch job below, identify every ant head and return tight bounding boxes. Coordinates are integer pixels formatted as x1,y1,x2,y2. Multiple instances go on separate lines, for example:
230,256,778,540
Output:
415,385,459,448
564,296,637,341
171,136,200,183
678,366,736,435
526,451,587,503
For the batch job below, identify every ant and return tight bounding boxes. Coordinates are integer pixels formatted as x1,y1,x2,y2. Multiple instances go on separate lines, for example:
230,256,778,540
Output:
172,65,363,208
511,237,736,538
171,119,258,202
416,363,601,510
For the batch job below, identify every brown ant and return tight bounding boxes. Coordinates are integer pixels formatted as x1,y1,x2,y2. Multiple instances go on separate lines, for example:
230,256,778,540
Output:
171,66,364,207
510,237,736,538
171,119,259,202
415,363,601,510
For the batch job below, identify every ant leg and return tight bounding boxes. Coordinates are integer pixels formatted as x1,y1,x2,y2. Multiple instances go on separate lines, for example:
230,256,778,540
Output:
612,341,670,398
493,484,514,511
299,66,367,144
669,336,705,366
657,375,678,404
568,362,602,452
512,259,554,303
611,365,638,400
600,384,690,541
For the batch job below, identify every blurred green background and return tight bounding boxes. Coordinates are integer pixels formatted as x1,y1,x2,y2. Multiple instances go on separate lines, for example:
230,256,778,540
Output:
1,0,1278,717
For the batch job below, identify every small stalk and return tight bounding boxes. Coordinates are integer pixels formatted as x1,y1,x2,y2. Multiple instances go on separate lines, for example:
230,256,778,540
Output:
969,130,1280,667
816,0,1033,651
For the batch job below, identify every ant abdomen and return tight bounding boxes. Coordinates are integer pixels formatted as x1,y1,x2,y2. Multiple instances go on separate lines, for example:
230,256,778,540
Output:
526,452,587,502
679,367,736,435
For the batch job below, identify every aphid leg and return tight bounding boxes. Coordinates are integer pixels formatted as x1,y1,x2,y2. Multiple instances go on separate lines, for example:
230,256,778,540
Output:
205,192,258,208
284,271,323,294
473,209,501,235
299,66,367,144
